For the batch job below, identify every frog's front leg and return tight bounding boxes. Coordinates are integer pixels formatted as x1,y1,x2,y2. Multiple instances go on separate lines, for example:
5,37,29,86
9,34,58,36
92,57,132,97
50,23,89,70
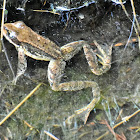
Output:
13,48,27,84
48,58,100,124
83,40,113,75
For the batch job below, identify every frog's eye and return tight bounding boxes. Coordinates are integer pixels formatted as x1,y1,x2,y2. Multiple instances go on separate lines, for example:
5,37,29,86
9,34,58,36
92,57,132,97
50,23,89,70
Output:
4,27,17,38
4,26,11,36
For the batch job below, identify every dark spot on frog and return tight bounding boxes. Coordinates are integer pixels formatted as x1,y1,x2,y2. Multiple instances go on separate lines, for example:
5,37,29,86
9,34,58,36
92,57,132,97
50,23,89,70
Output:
12,38,21,46
42,44,45,48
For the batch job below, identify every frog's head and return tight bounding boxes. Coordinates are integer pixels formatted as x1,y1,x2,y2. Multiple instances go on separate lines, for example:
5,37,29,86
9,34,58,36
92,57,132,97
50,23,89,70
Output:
3,21,26,46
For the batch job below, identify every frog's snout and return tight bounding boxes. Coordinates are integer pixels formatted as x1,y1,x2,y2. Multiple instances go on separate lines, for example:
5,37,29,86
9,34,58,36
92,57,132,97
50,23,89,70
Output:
3,26,10,36
3,26,8,35
3,26,7,31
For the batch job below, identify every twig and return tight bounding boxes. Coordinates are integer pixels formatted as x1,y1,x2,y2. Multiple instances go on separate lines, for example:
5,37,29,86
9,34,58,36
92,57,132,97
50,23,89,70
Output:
96,109,140,140
100,120,126,140
44,130,59,140
1,0,6,41
0,83,42,126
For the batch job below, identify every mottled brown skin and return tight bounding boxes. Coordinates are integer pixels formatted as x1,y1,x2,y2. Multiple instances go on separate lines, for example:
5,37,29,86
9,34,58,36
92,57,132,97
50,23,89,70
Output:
3,21,61,59
3,21,112,123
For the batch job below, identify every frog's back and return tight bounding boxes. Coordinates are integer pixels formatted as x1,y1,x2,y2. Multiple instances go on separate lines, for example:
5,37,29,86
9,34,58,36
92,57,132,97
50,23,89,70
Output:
3,21,62,60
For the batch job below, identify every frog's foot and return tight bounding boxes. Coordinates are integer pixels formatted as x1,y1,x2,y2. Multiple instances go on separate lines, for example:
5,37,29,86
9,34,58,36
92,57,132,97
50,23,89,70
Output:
75,97,99,124
94,40,112,69
65,98,100,125
83,41,113,75
66,87,100,124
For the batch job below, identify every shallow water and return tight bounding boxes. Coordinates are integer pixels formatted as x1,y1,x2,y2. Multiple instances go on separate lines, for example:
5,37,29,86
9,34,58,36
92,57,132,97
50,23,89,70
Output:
0,1,140,139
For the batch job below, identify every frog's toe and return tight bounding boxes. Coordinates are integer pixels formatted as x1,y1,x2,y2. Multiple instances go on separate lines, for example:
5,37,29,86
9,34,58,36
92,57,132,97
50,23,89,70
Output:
75,98,98,124
65,98,99,125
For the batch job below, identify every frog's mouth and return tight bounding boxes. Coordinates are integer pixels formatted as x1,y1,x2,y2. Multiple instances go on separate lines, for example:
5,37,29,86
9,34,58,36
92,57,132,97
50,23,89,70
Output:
3,26,9,36
3,26,21,47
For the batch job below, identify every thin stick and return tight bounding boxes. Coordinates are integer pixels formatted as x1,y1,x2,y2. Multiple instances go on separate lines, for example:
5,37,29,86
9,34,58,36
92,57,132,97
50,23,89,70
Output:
96,109,140,140
130,0,140,31
0,0,6,52
1,40,15,78
44,130,59,140
33,10,60,15
1,0,15,77
130,0,140,49
113,109,140,129
1,0,6,40
119,0,138,36
0,83,42,126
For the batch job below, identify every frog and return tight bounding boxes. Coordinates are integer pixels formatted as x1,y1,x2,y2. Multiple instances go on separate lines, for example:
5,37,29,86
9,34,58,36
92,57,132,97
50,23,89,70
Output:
3,21,113,124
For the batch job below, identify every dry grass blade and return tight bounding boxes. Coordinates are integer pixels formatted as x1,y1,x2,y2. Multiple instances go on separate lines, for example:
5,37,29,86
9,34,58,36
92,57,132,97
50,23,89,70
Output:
0,83,42,126
24,120,34,130
33,10,60,15
119,0,137,33
44,130,60,140
100,120,116,137
136,127,140,132
130,0,140,49
100,120,126,140
1,0,15,78
1,40,15,78
96,109,140,140
23,120,40,136
114,109,140,129
114,38,137,47
0,0,6,52
119,0,140,49
130,0,140,31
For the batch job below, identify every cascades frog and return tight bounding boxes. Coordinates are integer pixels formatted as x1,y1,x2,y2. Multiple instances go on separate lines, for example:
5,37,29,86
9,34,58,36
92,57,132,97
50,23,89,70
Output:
3,21,113,123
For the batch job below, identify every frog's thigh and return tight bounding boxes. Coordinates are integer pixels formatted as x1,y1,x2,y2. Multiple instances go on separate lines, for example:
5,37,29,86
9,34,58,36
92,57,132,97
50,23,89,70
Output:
61,40,86,61
13,48,27,84
48,59,66,90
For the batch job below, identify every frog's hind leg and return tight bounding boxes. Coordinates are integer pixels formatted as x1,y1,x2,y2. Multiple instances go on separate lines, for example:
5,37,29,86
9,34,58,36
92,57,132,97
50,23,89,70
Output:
83,41,113,75
60,40,86,61
12,48,27,84
48,59,100,124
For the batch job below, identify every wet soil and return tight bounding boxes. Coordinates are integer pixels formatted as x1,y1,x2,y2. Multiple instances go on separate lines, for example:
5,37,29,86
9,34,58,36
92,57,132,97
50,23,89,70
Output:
0,1,140,140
